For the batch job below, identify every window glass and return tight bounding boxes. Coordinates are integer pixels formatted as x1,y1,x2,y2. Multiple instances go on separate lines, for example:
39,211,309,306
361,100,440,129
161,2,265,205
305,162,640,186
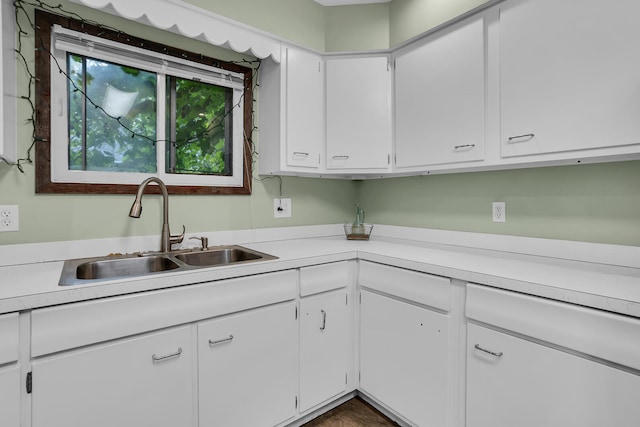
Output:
167,77,233,176
67,54,157,173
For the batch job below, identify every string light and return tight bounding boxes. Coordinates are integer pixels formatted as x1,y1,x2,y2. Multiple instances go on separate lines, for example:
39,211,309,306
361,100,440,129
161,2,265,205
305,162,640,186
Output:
8,0,262,176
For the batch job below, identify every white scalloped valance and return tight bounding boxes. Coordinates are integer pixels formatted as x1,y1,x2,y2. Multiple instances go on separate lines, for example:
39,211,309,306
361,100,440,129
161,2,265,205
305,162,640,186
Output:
68,0,282,62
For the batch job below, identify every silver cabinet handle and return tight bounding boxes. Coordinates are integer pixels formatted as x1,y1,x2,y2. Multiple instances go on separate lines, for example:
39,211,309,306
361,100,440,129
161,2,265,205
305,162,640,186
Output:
292,152,309,157
474,344,503,358
152,347,182,363
332,155,349,160
209,334,234,346
507,133,535,143
454,144,476,151
320,310,327,331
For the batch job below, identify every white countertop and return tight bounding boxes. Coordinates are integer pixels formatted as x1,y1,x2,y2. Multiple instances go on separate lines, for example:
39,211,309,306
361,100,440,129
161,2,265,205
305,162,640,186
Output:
1,229,639,318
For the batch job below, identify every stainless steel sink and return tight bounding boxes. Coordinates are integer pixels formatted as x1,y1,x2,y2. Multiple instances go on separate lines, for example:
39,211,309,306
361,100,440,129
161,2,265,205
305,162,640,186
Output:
59,245,278,286
174,246,275,267
75,255,181,280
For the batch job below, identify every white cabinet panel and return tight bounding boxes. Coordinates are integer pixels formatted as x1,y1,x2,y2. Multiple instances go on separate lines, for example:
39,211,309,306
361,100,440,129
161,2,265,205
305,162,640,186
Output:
360,290,449,426
0,0,16,163
500,0,640,157
467,323,640,427
0,312,19,365
198,301,297,427
31,325,194,427
395,17,485,168
0,366,20,427
299,261,349,297
0,312,20,427
299,289,350,412
258,46,324,174
326,56,391,170
285,47,324,168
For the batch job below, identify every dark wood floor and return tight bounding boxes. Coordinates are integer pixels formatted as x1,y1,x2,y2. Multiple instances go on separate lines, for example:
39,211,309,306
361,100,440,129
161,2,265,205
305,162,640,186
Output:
303,397,399,427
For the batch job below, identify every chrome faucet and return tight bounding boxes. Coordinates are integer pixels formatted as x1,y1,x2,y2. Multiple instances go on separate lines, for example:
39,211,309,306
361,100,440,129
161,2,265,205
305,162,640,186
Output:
129,177,185,252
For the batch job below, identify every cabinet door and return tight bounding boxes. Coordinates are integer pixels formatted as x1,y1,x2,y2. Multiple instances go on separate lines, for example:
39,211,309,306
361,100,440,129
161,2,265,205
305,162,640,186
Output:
285,47,324,168
360,290,449,426
0,313,19,427
326,56,391,170
299,289,350,412
0,367,20,427
500,0,640,157
31,326,194,427
199,301,297,427
467,323,640,427
395,17,484,168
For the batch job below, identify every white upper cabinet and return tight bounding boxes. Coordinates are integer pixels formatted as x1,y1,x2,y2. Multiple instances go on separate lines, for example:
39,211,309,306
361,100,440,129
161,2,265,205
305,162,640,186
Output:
259,46,324,175
395,17,485,169
0,0,16,164
285,47,325,168
499,0,640,158
326,56,392,171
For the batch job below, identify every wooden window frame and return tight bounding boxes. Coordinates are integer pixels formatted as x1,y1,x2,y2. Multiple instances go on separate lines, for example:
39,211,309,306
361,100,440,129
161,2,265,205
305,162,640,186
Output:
34,9,254,195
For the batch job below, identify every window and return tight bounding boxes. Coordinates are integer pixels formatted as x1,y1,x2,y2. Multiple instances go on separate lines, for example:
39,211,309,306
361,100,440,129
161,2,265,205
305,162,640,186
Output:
35,10,254,194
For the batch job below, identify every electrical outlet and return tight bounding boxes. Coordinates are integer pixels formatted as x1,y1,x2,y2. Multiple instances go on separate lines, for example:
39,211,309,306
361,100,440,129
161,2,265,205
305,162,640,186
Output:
274,198,292,218
0,205,19,232
492,202,506,223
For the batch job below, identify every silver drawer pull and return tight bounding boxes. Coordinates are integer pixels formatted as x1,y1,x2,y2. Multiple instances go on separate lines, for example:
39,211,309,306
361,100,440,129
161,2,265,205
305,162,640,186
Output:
209,334,234,346
474,344,503,358
454,144,476,151
292,152,309,157
320,310,327,331
507,133,535,143
332,155,349,160
152,347,182,363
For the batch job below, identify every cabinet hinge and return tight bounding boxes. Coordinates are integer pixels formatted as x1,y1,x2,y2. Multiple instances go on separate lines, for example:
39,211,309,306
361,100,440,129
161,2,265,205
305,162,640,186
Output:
26,372,32,394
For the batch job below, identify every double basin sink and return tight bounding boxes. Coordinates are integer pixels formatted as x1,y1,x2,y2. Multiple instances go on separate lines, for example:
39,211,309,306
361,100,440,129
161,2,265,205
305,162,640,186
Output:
59,245,278,286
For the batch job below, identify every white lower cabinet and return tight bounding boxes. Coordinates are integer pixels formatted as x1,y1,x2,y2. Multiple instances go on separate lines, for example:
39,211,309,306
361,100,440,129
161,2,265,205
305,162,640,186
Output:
466,283,640,427
467,323,640,427
299,289,350,412
198,301,298,427
0,367,20,427
360,290,449,426
0,312,20,427
31,325,194,427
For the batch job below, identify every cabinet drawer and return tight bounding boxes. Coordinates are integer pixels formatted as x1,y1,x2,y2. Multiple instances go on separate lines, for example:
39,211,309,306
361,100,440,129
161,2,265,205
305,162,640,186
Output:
0,312,19,365
32,269,297,357
466,283,640,371
300,261,349,296
359,261,450,312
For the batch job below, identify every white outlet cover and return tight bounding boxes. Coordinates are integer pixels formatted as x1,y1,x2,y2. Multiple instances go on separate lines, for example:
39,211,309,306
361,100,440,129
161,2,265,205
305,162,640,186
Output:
274,198,292,218
492,201,506,223
0,205,19,232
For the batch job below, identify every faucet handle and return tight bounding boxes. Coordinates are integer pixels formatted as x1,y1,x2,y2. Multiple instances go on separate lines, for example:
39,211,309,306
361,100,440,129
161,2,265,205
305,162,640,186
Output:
190,236,209,250
170,225,186,245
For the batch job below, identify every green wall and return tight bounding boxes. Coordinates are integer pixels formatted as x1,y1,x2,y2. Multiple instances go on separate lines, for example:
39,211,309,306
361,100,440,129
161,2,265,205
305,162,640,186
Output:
1,0,638,248
359,161,640,246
